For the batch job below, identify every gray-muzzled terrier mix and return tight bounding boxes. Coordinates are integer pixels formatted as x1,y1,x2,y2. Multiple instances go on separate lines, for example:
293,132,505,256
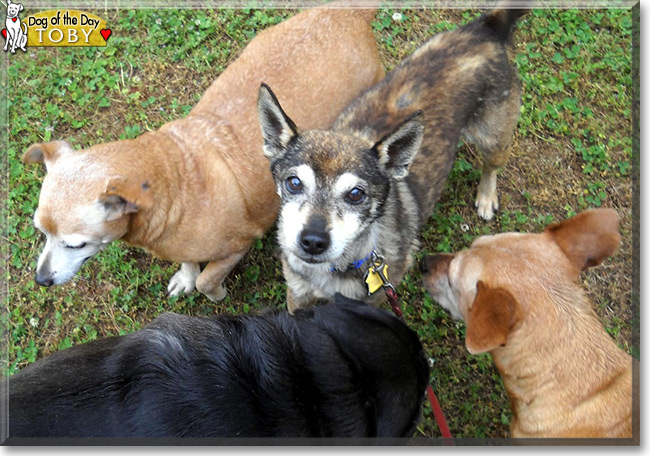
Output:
258,8,527,312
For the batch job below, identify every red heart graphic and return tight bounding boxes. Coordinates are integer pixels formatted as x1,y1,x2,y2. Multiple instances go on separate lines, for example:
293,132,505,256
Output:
12,17,16,22
100,29,111,41
1,29,6,39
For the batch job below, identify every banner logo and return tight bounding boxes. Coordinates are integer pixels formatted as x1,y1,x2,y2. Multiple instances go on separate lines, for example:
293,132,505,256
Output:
2,2,111,52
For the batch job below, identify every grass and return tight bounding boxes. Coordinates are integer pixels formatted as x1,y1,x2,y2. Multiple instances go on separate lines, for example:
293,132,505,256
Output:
3,5,637,441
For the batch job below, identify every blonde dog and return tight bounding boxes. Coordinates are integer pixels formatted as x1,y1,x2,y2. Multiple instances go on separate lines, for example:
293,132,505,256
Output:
23,3,384,301
420,209,637,439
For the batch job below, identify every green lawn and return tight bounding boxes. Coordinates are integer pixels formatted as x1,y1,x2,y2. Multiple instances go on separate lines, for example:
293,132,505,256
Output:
4,5,637,440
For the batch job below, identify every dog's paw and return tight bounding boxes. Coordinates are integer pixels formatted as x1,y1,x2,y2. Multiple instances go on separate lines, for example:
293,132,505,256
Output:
475,190,499,221
167,267,199,297
204,284,227,302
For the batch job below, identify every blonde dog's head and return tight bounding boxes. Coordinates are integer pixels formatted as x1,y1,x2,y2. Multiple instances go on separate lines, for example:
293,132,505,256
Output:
23,141,153,286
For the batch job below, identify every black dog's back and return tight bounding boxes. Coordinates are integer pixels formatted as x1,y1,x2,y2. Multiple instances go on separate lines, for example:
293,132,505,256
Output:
5,297,428,440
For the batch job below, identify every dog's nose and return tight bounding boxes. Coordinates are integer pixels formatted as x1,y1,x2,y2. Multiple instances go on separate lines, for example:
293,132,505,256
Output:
419,256,431,273
299,229,330,255
35,271,54,287
420,253,454,276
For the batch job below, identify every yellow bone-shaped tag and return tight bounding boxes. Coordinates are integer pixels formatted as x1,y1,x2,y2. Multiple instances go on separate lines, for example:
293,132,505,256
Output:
365,264,389,295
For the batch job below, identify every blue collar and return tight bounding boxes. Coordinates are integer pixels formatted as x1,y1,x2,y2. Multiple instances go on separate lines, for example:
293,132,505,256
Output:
329,249,375,274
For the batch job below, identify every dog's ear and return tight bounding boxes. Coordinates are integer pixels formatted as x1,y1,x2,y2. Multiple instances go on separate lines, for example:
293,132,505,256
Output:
19,3,23,11
465,281,521,355
23,141,74,170
99,177,154,221
372,110,424,180
257,83,299,162
545,209,620,272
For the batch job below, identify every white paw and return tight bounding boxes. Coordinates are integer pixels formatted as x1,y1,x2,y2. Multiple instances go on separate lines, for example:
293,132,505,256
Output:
204,284,227,302
167,271,195,296
475,189,499,221
167,264,200,297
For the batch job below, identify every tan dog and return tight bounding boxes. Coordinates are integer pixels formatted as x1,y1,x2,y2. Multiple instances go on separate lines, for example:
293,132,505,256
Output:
22,3,384,301
420,209,637,439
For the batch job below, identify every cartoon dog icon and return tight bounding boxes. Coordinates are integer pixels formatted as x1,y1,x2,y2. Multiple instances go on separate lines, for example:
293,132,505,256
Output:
3,0,27,53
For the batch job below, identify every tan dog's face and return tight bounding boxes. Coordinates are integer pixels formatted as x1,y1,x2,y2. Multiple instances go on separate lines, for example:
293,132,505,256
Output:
420,209,621,354
24,141,153,286
421,232,564,322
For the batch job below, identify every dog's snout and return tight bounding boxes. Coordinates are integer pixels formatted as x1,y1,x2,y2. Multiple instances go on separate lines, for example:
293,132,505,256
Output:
35,270,54,287
299,215,330,256
419,256,431,273
419,253,454,276
299,229,330,255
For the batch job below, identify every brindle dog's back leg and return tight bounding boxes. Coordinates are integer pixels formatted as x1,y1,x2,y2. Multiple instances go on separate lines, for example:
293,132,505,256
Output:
462,80,521,221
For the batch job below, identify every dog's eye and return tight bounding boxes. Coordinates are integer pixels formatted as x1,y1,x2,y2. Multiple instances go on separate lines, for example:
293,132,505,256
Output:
286,176,303,194
66,242,87,249
346,187,366,204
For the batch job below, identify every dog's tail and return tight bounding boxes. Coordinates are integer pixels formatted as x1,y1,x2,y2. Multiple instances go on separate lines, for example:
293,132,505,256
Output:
480,4,529,42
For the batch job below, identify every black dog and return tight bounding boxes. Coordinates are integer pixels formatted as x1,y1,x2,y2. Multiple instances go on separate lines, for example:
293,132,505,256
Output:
4,296,428,441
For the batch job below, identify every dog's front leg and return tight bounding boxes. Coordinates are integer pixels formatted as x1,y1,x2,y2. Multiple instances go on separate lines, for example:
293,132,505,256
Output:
195,251,245,302
286,288,301,315
167,262,201,297
286,288,318,315
7,30,16,53
10,28,19,53
282,261,319,314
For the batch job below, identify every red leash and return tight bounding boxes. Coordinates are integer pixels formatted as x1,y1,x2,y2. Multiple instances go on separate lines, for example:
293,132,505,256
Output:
385,287,454,443
426,385,453,441
364,251,453,442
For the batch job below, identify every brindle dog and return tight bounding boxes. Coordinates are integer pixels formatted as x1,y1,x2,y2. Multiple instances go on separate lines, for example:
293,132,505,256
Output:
258,8,527,311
